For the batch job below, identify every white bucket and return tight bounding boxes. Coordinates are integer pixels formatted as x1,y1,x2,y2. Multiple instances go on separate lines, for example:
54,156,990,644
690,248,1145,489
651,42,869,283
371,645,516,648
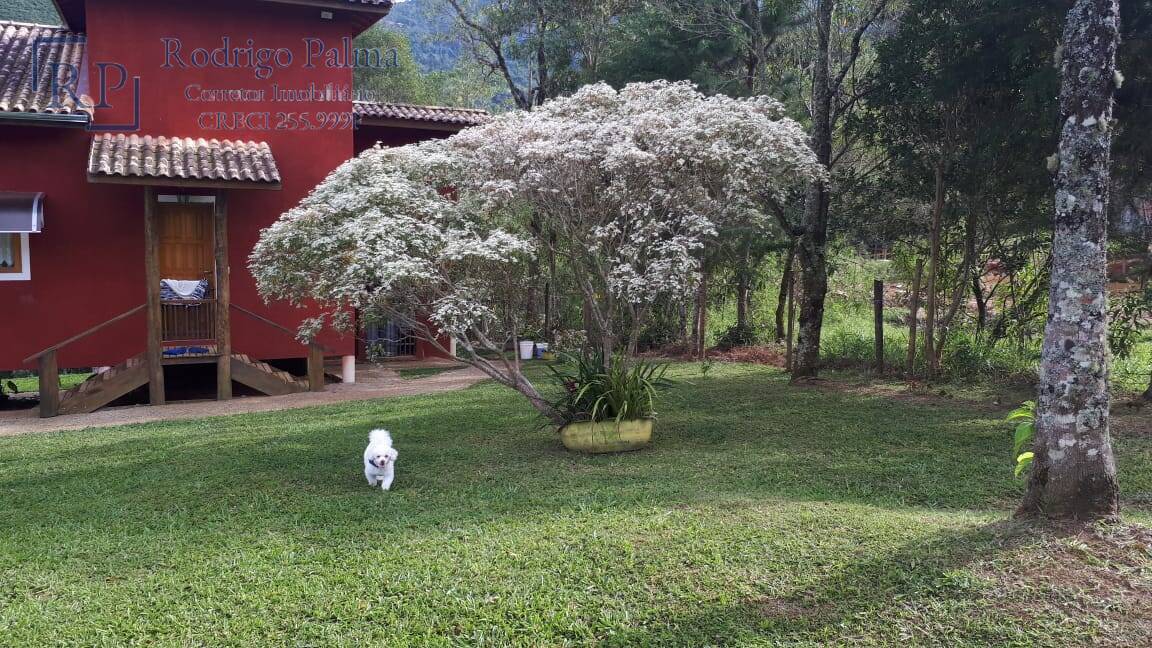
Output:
518,340,535,360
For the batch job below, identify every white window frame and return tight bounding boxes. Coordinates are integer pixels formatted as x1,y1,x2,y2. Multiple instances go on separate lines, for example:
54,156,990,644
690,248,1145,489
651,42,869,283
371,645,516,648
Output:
0,233,31,281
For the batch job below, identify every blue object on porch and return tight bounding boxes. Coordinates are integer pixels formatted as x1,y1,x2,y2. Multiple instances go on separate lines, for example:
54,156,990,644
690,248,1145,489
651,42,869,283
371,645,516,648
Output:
188,346,210,355
163,347,188,357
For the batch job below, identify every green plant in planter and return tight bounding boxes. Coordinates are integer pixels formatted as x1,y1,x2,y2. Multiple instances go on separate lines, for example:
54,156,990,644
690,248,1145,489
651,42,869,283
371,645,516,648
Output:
546,354,671,453
547,354,670,423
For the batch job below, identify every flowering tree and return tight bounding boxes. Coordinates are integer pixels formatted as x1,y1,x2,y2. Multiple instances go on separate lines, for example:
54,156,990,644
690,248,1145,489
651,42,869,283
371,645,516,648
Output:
251,80,822,423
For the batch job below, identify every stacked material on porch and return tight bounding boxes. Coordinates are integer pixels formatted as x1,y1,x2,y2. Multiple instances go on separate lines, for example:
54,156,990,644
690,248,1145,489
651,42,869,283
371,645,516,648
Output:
160,279,208,300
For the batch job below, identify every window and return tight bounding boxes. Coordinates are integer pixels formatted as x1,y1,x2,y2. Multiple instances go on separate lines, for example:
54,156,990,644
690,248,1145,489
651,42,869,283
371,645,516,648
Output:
0,233,30,281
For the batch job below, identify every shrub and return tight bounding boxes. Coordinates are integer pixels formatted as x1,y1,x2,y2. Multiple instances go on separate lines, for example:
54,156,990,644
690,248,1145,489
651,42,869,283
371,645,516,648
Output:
547,354,671,424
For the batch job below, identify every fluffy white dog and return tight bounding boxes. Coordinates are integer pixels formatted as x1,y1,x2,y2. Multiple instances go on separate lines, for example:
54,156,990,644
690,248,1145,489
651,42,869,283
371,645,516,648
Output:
363,429,399,491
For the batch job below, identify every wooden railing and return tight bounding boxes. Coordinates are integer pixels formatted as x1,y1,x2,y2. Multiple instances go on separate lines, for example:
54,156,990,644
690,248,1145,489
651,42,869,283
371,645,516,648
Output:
22,303,146,418
231,304,333,392
161,299,217,342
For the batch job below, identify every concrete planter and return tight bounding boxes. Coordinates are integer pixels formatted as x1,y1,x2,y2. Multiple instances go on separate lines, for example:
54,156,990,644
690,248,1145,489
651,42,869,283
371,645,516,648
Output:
559,418,654,454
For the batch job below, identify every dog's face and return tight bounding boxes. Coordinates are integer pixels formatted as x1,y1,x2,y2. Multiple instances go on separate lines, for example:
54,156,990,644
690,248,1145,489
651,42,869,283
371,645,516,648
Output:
369,448,398,469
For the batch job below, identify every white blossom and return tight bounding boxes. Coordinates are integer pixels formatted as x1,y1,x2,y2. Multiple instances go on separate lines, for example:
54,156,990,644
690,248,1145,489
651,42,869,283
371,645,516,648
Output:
251,80,823,420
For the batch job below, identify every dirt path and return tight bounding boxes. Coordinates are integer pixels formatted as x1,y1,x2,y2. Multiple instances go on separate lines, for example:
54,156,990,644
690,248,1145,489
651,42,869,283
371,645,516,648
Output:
0,364,489,437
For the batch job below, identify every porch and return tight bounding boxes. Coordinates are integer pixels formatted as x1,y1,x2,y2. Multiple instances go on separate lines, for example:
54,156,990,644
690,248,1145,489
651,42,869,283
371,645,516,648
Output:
24,178,338,418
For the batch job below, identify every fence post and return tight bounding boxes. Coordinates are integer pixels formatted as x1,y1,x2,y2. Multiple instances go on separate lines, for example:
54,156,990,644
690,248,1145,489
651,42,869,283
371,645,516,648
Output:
874,279,885,375
907,259,925,377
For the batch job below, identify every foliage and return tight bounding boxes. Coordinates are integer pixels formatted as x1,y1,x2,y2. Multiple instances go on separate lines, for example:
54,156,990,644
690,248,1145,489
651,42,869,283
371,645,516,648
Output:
353,24,506,109
1006,400,1036,478
353,26,432,105
547,353,671,423
698,357,715,378
1111,287,1152,361
438,0,599,108
715,322,761,350
253,80,819,422
445,81,821,355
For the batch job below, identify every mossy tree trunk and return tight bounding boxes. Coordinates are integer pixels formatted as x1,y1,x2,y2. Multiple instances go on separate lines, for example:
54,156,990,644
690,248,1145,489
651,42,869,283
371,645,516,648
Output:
793,0,833,379
1019,0,1121,521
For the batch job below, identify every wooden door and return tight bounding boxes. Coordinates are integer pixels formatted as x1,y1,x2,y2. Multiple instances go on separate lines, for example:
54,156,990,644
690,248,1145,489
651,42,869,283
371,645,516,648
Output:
157,203,214,287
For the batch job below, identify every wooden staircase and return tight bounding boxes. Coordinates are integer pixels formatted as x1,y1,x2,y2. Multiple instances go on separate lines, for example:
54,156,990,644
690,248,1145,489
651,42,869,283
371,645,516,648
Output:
26,301,331,418
53,353,310,416
230,354,309,396
58,355,149,416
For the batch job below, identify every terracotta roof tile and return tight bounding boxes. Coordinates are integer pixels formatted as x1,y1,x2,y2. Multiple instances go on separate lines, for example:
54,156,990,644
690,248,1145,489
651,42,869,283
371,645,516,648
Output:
0,21,91,117
88,134,282,186
354,100,490,128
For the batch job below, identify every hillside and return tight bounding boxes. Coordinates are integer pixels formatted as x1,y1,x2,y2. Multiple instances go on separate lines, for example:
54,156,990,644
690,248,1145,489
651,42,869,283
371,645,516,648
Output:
384,0,463,73
0,0,456,73
0,0,60,24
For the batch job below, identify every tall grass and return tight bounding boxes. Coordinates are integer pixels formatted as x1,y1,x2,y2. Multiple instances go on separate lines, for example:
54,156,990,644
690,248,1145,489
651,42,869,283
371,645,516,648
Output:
703,249,1151,394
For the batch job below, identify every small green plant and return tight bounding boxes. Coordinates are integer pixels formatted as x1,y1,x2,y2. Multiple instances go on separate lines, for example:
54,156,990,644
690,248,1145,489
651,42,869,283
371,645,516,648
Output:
547,354,671,424
700,358,715,379
1007,400,1036,478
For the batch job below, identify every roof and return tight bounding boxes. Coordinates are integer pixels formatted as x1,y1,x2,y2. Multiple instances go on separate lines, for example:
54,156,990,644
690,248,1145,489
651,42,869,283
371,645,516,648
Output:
0,21,90,121
263,0,393,10
51,0,392,32
354,101,490,130
88,134,282,189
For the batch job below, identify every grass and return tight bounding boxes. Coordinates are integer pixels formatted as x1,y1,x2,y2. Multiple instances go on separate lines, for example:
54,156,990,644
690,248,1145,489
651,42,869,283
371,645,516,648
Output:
396,366,458,380
4,372,91,394
1,363,1151,645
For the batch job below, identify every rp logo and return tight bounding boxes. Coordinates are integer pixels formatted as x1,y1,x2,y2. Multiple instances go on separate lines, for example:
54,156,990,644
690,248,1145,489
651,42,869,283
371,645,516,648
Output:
33,35,141,132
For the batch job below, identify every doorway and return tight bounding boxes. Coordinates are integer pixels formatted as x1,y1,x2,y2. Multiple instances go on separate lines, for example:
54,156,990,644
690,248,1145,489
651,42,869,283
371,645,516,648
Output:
156,199,216,342
157,202,215,288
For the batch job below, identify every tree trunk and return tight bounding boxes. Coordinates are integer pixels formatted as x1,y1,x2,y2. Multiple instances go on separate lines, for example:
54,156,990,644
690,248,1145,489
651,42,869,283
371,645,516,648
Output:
736,243,752,333
1019,0,1120,521
936,208,978,365
543,235,557,342
696,271,711,357
786,266,796,371
972,271,989,335
776,241,797,342
923,162,945,379
793,0,834,380
906,258,924,376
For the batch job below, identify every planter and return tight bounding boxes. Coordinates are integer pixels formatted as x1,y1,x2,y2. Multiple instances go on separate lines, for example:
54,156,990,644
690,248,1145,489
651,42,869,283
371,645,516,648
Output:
560,418,654,454
518,340,535,360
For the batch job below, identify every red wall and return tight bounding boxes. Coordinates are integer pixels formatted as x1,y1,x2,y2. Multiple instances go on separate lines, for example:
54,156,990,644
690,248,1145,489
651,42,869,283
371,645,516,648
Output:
0,0,369,370
0,125,145,369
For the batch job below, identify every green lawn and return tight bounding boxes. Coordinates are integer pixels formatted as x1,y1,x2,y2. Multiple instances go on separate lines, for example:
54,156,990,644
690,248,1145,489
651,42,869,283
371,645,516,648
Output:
396,366,459,380
5,372,91,394
1,364,1150,646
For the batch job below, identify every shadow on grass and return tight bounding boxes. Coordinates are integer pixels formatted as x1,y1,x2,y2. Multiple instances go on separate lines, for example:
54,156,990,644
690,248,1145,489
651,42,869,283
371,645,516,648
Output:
0,369,1024,540
0,367,1105,644
597,521,1045,646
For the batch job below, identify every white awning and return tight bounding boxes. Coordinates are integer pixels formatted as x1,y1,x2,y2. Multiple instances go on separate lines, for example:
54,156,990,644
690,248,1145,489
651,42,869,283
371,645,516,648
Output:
0,192,44,233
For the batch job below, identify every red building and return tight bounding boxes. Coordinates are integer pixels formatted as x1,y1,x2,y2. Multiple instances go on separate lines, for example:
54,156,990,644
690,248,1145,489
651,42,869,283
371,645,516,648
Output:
0,0,487,417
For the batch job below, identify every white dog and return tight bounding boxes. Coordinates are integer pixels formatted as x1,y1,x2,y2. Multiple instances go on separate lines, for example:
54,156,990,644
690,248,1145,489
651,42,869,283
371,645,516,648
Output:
363,429,399,491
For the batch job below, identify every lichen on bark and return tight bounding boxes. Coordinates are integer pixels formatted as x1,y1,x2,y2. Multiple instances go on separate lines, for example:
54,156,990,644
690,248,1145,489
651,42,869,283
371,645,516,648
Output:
1019,0,1121,521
